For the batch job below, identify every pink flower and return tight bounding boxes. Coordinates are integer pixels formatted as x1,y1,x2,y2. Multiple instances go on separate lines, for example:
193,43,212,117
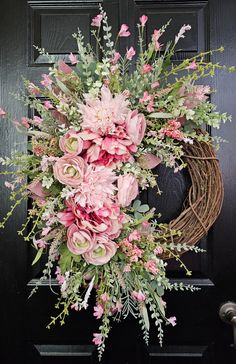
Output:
58,208,75,227
27,180,47,199
69,52,78,65
100,292,110,302
0,108,6,117
131,290,146,302
28,83,40,95
118,24,130,37
126,46,136,60
67,223,95,255
117,174,139,207
34,239,47,248
139,91,151,103
44,100,54,110
92,333,103,346
186,61,197,70
142,64,153,74
53,155,85,187
91,14,103,27
40,74,52,87
59,129,83,155
42,226,51,236
33,116,43,126
58,60,73,74
137,153,161,169
144,260,159,275
4,181,15,190
21,117,30,128
83,235,117,265
55,267,65,285
167,316,177,327
71,303,79,311
78,86,129,135
152,29,162,50
154,246,163,255
123,264,131,272
128,230,141,242
151,81,160,89
140,15,148,27
111,52,121,65
125,110,146,145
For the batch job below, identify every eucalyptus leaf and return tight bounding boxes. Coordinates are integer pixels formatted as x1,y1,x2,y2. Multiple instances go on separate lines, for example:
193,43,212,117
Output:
137,204,150,213
142,304,150,330
134,211,143,220
31,247,44,266
133,200,141,210
149,112,173,118
55,78,71,96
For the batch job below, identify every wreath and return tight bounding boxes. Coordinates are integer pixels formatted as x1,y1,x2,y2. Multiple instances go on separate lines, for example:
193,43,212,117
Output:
0,7,233,360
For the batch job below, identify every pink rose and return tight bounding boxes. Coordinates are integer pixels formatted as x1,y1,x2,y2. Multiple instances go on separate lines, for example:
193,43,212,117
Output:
137,153,161,169
53,155,85,187
117,174,139,207
125,110,146,145
67,223,94,254
27,180,47,198
59,129,83,155
83,235,117,265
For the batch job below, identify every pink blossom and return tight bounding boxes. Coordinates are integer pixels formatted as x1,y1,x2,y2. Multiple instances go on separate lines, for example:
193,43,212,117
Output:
92,333,103,346
140,15,148,27
4,181,15,190
67,223,95,255
55,267,65,285
83,235,117,265
139,91,151,103
44,100,54,110
186,61,198,70
53,155,85,187
111,52,121,65
91,14,103,27
71,303,79,311
100,292,110,302
118,24,130,37
125,110,146,145
130,245,143,262
117,174,139,207
147,100,154,112
161,298,167,307
33,116,43,126
69,52,78,65
13,119,20,126
144,260,159,275
167,316,177,326
57,208,75,227
142,64,153,74
131,290,146,302
40,74,52,87
58,60,73,74
126,46,136,60
34,239,47,248
154,246,163,255
123,264,131,272
27,180,47,199
28,83,40,95
59,129,83,155
128,230,141,242
151,81,160,89
93,304,104,319
42,226,51,236
21,117,30,128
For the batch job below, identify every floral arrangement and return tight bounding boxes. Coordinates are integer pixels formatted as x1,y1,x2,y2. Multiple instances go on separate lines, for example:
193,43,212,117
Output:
0,7,234,359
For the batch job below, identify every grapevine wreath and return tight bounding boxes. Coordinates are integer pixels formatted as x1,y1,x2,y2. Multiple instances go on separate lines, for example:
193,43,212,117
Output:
0,7,233,359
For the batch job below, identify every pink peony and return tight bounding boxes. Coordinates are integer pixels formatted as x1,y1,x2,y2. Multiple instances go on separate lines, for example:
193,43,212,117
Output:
78,86,129,135
140,15,148,27
91,14,103,27
53,154,85,187
125,110,146,145
83,235,117,265
126,46,136,60
59,129,83,155
117,174,139,207
118,24,130,37
67,223,95,255
137,153,161,169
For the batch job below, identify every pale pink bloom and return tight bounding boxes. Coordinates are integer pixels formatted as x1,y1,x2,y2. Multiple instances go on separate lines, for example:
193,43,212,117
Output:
142,64,153,74
131,290,146,302
147,100,154,112
78,86,129,135
28,83,40,95
139,91,151,103
40,74,52,87
180,85,210,109
53,155,85,187
151,81,160,89
130,245,143,262
122,89,130,98
27,180,47,199
4,181,15,190
58,60,73,74
129,230,141,242
100,292,110,302
154,246,163,255
175,24,191,45
69,52,78,65
0,108,7,117
34,239,47,248
123,264,131,272
111,52,121,65
117,174,139,207
71,303,79,311
167,316,177,326
40,155,59,172
144,260,159,275
44,100,54,110
33,116,43,126
42,226,51,236
126,46,136,60
92,333,103,346
67,223,95,255
161,298,167,307
21,117,30,128
140,15,148,26
125,110,146,145
115,301,123,312
59,129,83,155
57,208,75,227
83,235,117,265
152,29,162,50
91,14,103,27
186,61,197,70
55,266,65,285
118,24,130,37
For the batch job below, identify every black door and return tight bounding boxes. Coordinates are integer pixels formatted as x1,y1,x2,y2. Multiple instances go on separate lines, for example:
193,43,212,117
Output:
1,0,236,363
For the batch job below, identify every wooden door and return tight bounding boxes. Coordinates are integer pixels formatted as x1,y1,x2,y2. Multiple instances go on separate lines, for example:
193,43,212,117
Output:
0,0,236,363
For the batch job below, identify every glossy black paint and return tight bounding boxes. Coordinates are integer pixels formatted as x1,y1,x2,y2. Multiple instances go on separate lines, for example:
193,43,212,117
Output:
0,0,236,363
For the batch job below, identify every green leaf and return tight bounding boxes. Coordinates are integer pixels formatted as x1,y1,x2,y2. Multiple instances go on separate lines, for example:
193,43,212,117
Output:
149,112,173,118
133,200,141,210
134,211,143,220
31,248,44,266
55,77,71,95
142,304,150,331
154,293,165,317
156,285,165,297
137,204,150,213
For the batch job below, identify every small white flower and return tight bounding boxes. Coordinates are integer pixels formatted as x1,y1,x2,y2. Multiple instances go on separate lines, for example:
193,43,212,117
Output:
42,176,54,189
